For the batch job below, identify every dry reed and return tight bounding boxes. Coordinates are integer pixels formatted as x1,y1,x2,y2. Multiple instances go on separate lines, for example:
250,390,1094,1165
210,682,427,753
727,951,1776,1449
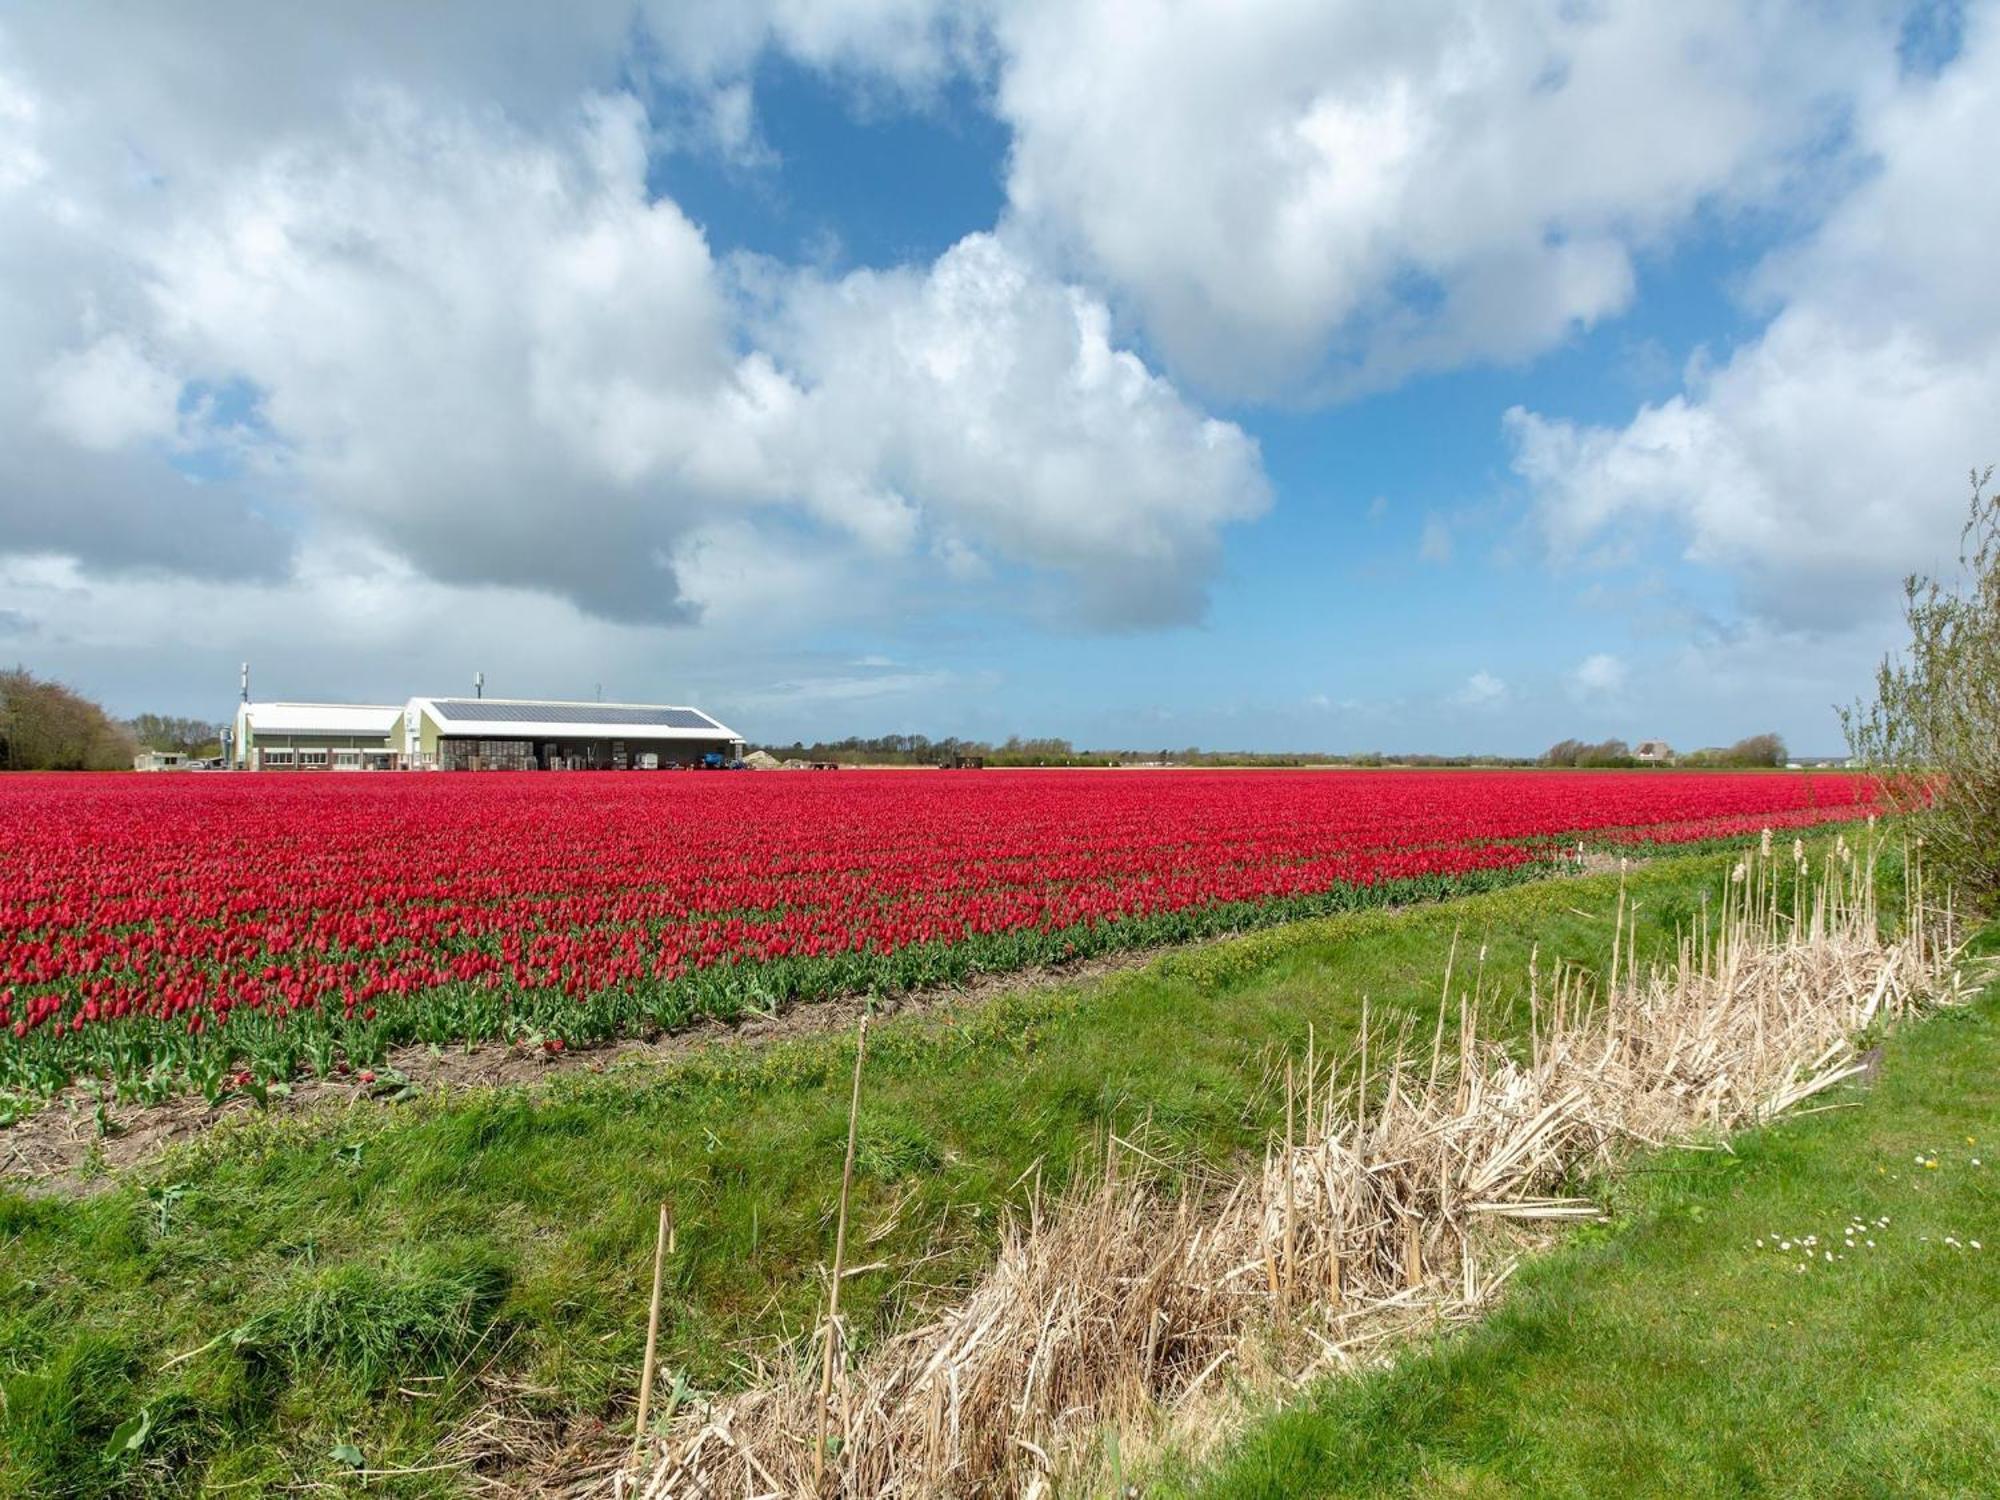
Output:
629,832,1971,1498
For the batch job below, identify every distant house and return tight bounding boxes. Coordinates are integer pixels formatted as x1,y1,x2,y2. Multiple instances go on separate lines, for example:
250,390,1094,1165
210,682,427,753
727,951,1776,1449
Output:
133,750,189,772
1634,740,1675,765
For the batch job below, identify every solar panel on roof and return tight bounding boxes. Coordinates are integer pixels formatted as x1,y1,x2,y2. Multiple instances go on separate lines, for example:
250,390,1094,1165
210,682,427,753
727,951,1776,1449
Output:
429,701,720,730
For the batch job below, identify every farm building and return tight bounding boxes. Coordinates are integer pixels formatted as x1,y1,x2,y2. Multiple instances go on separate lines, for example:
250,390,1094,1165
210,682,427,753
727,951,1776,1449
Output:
401,697,743,771
133,750,190,772
231,702,408,771
1635,739,1676,765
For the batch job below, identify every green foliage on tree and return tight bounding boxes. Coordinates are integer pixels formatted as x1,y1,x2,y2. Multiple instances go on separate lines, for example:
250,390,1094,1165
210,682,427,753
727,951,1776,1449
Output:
126,712,225,758
1542,738,1636,769
1844,465,2000,900
0,667,139,771
1680,733,1788,769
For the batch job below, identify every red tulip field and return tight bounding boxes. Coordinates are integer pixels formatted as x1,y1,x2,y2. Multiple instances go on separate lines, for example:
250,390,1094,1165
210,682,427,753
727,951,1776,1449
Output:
0,769,1877,1100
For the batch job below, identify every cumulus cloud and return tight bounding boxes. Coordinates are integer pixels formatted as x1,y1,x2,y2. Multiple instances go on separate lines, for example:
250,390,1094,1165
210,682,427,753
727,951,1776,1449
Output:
1453,669,1508,708
754,233,1269,625
992,0,1897,396
0,27,1262,633
0,2,967,164
0,542,942,734
1418,515,1453,565
1510,6,2000,633
1568,651,1628,699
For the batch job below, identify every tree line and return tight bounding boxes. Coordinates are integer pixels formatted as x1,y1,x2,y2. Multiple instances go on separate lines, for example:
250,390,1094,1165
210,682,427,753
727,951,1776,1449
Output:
755,731,1810,771
1540,733,1787,769
1,667,224,771
756,734,1567,769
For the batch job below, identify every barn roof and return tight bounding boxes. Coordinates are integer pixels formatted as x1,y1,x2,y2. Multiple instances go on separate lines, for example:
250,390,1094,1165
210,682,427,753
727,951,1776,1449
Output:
241,702,405,736
409,698,739,742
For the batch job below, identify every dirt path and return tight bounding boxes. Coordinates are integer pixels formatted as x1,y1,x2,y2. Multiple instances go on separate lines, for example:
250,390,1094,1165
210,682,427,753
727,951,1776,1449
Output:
0,943,1183,1196
2,853,1655,1196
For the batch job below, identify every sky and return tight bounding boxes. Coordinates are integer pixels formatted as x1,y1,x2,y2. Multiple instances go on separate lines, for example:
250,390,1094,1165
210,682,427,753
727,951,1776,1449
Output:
1,1,1995,756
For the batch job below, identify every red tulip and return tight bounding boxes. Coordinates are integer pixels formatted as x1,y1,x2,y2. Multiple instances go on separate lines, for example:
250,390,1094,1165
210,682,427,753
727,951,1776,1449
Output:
0,767,1881,1094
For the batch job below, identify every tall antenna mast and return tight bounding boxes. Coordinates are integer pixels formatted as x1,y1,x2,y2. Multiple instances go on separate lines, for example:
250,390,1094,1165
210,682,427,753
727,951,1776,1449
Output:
240,661,250,703
474,670,484,700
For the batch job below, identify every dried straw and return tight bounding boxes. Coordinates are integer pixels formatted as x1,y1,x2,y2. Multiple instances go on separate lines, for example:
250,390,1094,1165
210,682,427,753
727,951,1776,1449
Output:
632,833,1971,1498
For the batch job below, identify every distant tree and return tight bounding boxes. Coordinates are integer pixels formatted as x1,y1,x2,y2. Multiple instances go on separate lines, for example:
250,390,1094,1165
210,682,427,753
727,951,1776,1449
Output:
1727,732,1787,768
0,667,139,770
1542,738,1585,767
127,712,225,758
1844,464,2000,901
1574,738,1634,768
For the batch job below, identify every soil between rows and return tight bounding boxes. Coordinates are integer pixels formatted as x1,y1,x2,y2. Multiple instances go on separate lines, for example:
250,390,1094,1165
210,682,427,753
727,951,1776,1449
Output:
1,848,1671,1195
0,942,1185,1194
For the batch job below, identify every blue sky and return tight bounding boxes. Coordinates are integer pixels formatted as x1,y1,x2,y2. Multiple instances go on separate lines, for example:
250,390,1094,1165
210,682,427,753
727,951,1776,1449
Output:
1,2,1994,755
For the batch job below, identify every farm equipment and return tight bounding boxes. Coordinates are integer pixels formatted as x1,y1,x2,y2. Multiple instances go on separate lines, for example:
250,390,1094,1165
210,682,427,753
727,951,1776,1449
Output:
938,754,986,770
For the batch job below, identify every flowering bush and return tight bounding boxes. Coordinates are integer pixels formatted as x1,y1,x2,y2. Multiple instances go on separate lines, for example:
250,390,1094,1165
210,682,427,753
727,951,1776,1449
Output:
0,769,1876,1096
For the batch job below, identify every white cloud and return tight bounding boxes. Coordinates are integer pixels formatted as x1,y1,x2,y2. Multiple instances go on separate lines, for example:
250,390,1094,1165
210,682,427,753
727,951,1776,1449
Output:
1453,669,1508,708
0,64,45,191
0,3,967,166
992,0,1897,396
1511,7,2000,634
0,540,949,737
756,233,1270,625
1418,514,1453,565
737,667,958,709
37,335,183,451
1568,651,1628,699
0,52,1264,631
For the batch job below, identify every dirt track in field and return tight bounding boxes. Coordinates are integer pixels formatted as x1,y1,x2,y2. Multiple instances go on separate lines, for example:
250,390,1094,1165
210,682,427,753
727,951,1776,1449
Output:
2,853,1655,1196
0,943,1185,1196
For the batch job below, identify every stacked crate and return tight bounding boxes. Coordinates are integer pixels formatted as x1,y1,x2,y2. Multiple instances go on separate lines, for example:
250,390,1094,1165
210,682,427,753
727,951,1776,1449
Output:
439,738,535,771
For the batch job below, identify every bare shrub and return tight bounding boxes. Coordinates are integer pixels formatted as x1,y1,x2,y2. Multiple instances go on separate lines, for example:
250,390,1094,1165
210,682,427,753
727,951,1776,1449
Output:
1844,465,2000,902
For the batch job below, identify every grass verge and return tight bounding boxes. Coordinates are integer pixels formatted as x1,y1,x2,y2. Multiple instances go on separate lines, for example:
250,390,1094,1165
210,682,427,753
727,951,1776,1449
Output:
0,845,1900,1496
1163,933,2000,1499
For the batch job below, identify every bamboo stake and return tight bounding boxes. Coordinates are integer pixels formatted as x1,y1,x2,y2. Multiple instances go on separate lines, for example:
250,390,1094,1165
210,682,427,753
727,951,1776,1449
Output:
1428,925,1460,1094
630,1199,676,1464
1329,1225,1345,1309
1282,1058,1296,1308
815,1015,869,1491
1356,995,1371,1139
1305,1022,1316,1139
1610,878,1626,1011
1528,942,1541,1073
1325,1051,1344,1308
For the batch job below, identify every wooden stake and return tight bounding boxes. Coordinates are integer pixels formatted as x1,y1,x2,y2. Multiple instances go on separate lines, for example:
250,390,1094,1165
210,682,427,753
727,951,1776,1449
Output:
1609,881,1625,1011
1428,925,1460,1094
631,1198,675,1464
1261,1151,1282,1301
1282,1058,1296,1307
1404,1218,1423,1290
1326,1048,1344,1309
1356,994,1371,1140
1305,1022,1316,1139
1527,943,1541,1073
815,1015,869,1490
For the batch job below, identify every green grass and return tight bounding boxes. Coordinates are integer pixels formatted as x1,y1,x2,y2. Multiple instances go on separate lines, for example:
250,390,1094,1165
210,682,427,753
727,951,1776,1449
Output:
0,846,1905,1496
1165,939,2000,1500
